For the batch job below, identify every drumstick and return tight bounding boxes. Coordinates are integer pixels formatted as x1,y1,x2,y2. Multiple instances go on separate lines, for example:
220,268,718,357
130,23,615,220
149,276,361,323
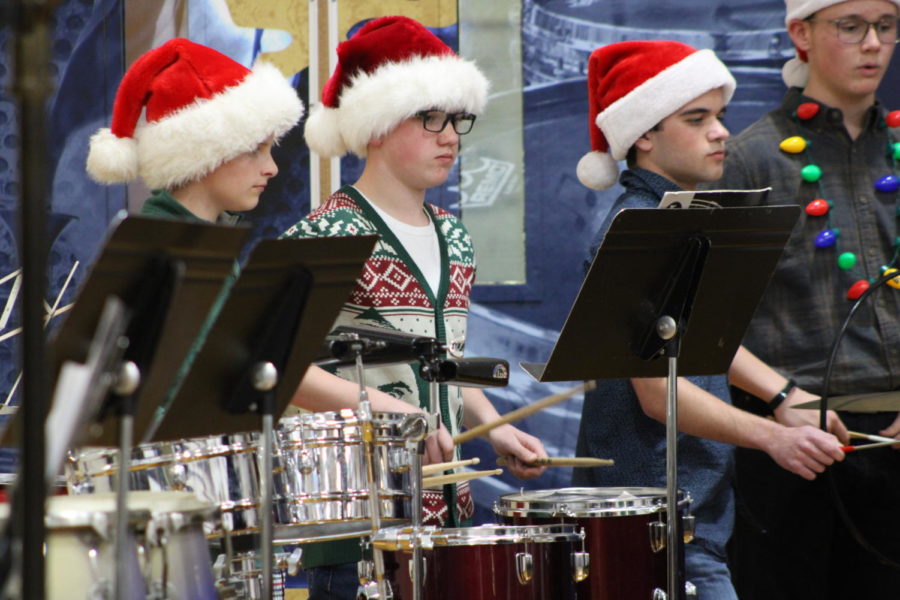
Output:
452,381,597,445
848,430,898,444
421,457,481,476
422,468,503,488
495,456,614,468
841,439,900,453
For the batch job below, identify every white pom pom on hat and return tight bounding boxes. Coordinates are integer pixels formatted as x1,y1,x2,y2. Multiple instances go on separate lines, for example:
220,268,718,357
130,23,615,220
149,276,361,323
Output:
577,41,736,190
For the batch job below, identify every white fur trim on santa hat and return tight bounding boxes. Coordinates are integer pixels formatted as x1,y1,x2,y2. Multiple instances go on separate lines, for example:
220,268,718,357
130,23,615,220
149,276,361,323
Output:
576,150,620,190
86,128,139,184
784,0,900,26
136,61,302,190
305,54,489,159
596,49,736,161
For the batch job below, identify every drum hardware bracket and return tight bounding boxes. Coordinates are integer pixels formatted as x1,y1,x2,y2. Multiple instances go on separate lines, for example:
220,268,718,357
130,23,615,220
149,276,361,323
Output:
515,550,534,584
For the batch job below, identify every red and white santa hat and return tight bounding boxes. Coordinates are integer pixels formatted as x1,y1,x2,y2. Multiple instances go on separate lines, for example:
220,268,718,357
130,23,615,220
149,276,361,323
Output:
86,38,303,190
304,16,489,158
782,0,900,87
576,41,736,190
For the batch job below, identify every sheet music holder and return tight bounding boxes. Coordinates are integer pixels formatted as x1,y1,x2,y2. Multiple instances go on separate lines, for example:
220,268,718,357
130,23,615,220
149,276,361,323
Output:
1,215,248,448
146,235,377,441
522,205,799,383
522,204,799,600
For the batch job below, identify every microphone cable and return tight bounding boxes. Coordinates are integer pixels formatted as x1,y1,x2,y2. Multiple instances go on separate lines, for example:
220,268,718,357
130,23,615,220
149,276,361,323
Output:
818,269,900,571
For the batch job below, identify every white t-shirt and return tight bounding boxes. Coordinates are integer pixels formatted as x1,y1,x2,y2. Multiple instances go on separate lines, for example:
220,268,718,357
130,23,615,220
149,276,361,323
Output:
368,200,442,296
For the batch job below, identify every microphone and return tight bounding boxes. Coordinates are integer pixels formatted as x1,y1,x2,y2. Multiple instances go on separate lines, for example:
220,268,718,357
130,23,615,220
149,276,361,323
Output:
420,357,510,388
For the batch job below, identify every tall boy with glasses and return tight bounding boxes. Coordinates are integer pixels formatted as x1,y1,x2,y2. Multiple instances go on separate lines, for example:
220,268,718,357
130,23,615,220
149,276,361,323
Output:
281,16,548,599
711,0,900,597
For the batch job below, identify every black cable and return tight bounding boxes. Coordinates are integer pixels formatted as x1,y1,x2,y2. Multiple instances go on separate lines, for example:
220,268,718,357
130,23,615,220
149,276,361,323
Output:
818,269,900,571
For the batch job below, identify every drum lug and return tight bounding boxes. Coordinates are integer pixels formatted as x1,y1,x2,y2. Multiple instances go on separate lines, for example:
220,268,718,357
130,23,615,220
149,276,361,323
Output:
648,519,666,553
651,588,667,600
406,552,427,584
389,447,412,473
682,514,696,544
298,449,315,475
515,551,534,585
685,580,698,598
571,550,590,582
170,463,187,489
356,579,393,600
357,559,375,583
286,547,303,576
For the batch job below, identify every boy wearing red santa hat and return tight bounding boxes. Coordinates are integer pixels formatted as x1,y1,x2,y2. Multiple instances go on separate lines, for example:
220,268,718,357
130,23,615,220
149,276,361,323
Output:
574,39,845,600
282,16,548,599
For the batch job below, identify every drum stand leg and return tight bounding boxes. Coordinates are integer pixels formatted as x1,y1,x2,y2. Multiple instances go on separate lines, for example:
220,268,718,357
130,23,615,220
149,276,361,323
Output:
410,448,424,600
409,378,440,600
113,361,141,600
354,352,391,600
251,361,279,600
116,412,134,600
665,354,682,600
261,411,275,600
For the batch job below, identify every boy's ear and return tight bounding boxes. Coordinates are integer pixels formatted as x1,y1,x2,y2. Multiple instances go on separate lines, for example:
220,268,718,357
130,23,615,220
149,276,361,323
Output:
634,132,653,153
788,19,813,54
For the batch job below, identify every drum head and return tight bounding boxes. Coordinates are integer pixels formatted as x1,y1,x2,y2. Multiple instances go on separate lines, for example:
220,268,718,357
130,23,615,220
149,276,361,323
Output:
495,487,690,518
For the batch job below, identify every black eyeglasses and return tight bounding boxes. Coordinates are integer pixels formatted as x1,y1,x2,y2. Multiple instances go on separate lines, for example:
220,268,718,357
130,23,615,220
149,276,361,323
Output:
808,16,900,44
415,110,477,135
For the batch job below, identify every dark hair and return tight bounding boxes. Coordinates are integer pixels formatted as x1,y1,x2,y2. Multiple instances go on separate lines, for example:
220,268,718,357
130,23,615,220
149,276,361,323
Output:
625,121,663,167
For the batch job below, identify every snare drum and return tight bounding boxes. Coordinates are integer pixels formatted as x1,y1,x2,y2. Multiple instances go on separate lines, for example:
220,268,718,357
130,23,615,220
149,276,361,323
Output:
272,410,425,543
494,487,694,600
38,494,149,600
372,524,588,600
67,432,263,536
127,491,219,600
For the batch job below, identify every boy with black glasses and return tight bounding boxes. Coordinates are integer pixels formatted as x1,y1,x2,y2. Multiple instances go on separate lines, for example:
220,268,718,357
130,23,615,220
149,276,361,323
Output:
281,16,548,599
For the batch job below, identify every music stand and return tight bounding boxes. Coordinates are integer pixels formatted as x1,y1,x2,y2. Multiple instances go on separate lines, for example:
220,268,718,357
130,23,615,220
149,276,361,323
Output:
0,214,249,599
522,205,800,600
146,234,376,600
45,214,250,445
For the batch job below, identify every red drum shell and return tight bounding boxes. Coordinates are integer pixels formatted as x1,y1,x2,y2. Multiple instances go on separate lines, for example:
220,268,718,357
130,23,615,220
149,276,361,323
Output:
494,487,689,600
374,524,584,600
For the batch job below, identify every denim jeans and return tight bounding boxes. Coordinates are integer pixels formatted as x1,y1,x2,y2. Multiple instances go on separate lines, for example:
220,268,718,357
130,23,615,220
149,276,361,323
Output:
306,562,359,600
685,542,738,600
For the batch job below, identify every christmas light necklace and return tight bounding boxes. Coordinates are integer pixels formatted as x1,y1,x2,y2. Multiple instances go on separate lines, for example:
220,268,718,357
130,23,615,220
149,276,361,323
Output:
779,101,900,300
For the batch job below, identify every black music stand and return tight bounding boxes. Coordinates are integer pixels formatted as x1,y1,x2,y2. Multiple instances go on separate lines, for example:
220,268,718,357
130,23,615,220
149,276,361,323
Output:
1,214,249,600
145,234,376,600
146,235,376,440
46,214,250,445
522,205,800,600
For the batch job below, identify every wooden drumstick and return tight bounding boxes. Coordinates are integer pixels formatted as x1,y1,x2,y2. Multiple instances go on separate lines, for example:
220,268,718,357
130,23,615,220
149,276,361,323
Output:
496,456,614,468
841,439,900,452
421,457,481,476
848,430,898,444
452,381,596,445
422,468,503,488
